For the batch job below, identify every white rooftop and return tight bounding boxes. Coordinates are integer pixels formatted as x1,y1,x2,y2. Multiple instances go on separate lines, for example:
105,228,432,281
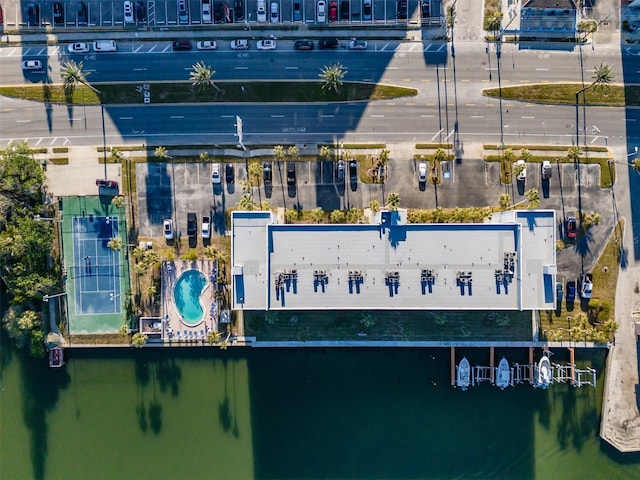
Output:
231,209,556,312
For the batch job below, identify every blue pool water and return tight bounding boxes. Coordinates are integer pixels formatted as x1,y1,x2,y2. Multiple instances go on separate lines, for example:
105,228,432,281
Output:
173,270,207,324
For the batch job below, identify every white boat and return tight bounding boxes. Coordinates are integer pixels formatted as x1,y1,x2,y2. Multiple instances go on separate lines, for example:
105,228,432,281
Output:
456,357,471,391
537,355,552,388
495,357,511,389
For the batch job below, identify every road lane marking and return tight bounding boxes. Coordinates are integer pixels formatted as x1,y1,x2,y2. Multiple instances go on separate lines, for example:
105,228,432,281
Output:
170,116,184,119
379,43,391,51
134,45,144,53
162,45,172,52
235,66,249,69
431,129,443,141
133,68,147,71
220,115,235,118
148,45,157,53
408,44,417,51
321,115,334,118
420,114,434,118
370,114,384,118
50,138,58,145
37,48,47,55
285,66,298,69
387,66,398,69
470,115,484,118
444,129,455,141
16,120,31,123
119,116,133,120
535,68,549,71
521,116,535,119
271,115,284,118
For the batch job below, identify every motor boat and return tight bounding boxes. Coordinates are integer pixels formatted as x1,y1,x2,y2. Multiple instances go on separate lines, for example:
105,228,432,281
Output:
537,354,552,389
457,357,471,391
495,357,511,390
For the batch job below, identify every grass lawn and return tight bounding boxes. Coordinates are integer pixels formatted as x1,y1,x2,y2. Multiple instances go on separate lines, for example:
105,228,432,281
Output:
483,83,638,107
0,81,417,105
244,309,533,342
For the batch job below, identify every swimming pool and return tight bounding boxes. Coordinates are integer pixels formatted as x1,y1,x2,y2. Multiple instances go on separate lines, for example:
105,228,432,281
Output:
173,270,208,325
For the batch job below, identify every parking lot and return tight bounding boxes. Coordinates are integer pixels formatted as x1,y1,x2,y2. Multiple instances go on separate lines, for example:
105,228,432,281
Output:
7,0,436,27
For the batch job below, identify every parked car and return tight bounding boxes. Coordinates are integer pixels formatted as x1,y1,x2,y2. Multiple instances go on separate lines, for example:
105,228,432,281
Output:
336,160,345,181
556,282,563,303
349,39,367,50
225,163,234,183
135,1,146,21
286,162,296,186
257,39,276,50
294,39,314,50
163,219,174,240
317,0,326,22
178,0,189,23
329,1,338,21
201,216,211,239
234,0,244,21
541,160,552,180
27,3,40,26
214,1,224,22
270,1,279,22
53,2,65,25
566,216,577,239
22,59,43,70
211,163,222,184
580,273,593,299
76,2,88,24
418,162,427,183
202,0,212,23
340,0,349,19
197,40,217,50
231,39,249,50
68,42,90,53
187,213,197,238
515,159,527,181
362,0,372,20
96,179,118,188
124,1,135,23
566,280,576,303
397,0,408,19
420,0,430,18
263,162,272,184
172,40,192,51
318,38,338,49
257,0,267,21
293,0,302,21
349,160,357,180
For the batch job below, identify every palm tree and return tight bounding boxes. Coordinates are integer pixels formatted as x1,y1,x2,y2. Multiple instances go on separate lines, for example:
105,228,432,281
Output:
575,63,613,144
61,60,93,94
111,195,126,209
238,193,255,210
131,332,148,348
190,61,221,92
319,145,332,160
319,63,347,94
498,193,511,210
567,146,581,164
154,146,171,160
386,192,400,210
288,145,300,160
633,158,640,173
107,237,123,251
273,145,285,162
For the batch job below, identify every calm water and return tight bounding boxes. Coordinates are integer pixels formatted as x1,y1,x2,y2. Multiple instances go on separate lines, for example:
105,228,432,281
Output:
173,270,207,324
1,332,639,480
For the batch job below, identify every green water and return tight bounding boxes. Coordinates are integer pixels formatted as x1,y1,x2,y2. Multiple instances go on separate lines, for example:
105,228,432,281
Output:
1,332,639,480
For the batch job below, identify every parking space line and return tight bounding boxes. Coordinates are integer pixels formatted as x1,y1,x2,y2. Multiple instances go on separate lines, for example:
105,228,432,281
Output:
162,45,172,52
148,45,157,53
379,43,391,51
431,129,443,141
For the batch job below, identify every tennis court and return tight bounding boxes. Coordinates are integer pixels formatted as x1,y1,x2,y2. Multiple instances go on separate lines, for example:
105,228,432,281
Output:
71,215,122,315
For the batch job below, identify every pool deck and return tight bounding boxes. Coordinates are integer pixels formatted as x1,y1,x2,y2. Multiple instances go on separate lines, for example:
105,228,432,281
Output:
161,260,220,343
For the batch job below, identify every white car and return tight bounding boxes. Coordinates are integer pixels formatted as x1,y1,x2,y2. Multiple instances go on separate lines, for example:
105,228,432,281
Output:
515,159,527,181
163,219,174,240
317,0,326,22
349,40,368,50
270,1,279,22
231,39,249,50
67,42,90,53
418,162,427,183
22,60,42,70
124,0,135,23
197,40,217,50
257,39,276,50
211,163,222,184
202,0,212,23
201,216,211,239
257,0,267,21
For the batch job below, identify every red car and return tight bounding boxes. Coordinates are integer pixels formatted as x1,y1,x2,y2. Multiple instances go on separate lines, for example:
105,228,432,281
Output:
566,216,577,239
329,1,338,22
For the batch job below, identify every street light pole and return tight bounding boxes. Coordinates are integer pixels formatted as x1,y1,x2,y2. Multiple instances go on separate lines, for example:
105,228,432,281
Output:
607,146,639,167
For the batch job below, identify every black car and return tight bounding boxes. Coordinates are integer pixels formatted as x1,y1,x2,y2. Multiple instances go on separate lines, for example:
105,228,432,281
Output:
214,1,224,23
187,213,197,238
234,0,244,20
135,1,146,22
349,160,357,180
420,0,430,18
336,160,345,181
172,40,192,51
340,0,349,19
53,2,64,25
286,163,296,186
76,2,88,24
293,0,302,21
96,179,119,189
225,163,235,183
294,39,314,50
397,0,407,19
263,162,272,184
318,38,339,49
27,3,39,26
